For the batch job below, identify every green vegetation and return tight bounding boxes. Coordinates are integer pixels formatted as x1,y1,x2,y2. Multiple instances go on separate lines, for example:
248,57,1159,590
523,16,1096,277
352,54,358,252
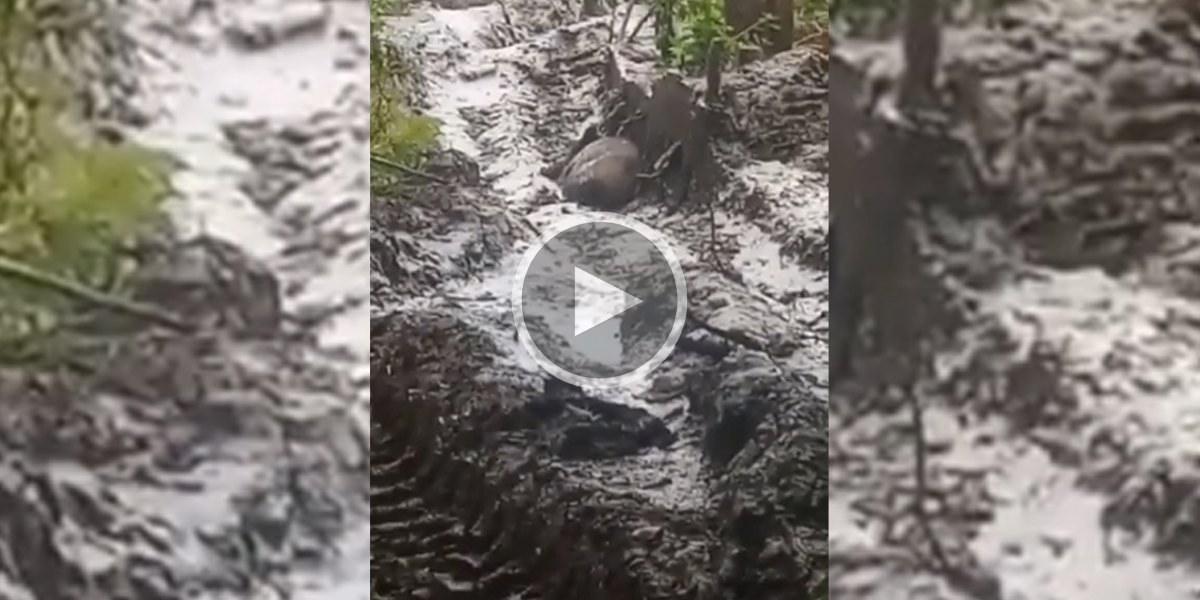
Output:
654,0,830,72
370,0,439,192
654,0,731,71
0,0,174,362
794,0,829,44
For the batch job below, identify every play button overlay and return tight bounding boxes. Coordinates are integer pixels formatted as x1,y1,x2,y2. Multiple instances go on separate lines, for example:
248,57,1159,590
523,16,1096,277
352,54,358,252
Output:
574,267,642,335
512,212,687,389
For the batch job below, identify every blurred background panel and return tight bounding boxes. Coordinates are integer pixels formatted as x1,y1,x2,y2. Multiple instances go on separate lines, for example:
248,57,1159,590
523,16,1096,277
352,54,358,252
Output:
0,0,370,598
830,1,1200,599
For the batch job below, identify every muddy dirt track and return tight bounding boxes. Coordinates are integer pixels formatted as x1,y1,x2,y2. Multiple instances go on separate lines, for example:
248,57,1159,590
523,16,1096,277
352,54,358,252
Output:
1,1,369,598
370,0,830,598
831,1,1200,599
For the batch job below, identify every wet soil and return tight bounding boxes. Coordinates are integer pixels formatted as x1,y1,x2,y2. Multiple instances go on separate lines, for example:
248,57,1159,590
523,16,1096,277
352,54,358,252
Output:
371,1,828,598
0,1,370,599
832,1,1200,599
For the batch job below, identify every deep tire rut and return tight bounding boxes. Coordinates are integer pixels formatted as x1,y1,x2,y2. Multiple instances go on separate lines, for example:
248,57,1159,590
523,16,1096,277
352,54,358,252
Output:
370,400,650,599
369,318,652,600
373,2,828,598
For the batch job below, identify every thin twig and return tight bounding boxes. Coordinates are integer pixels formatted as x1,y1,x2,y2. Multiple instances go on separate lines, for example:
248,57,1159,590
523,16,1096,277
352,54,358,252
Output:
907,382,951,572
607,0,620,43
0,255,192,332
636,140,680,179
794,29,828,51
497,0,516,34
626,3,655,42
616,0,636,43
907,376,1002,600
371,154,449,184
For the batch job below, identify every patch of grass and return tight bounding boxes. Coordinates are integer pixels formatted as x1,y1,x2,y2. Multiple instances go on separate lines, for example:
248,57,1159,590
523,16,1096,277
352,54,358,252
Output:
653,0,832,72
654,0,732,72
0,0,174,362
370,0,439,192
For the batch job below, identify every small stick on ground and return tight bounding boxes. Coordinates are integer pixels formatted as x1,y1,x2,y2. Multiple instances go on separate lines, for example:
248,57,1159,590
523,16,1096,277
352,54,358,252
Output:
637,140,681,180
615,0,636,43
607,1,619,42
626,4,655,42
908,382,950,572
907,379,1003,600
0,256,192,332
492,0,518,43
371,155,449,185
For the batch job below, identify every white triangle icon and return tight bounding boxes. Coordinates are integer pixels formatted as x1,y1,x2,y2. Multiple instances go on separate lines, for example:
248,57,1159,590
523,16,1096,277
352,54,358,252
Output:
574,267,642,336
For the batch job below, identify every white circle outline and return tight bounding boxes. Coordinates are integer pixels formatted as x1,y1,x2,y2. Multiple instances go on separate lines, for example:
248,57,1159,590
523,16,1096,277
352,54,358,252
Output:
511,212,688,389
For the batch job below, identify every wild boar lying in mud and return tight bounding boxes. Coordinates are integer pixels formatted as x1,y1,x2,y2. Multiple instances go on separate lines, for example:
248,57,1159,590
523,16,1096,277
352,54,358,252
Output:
557,136,642,210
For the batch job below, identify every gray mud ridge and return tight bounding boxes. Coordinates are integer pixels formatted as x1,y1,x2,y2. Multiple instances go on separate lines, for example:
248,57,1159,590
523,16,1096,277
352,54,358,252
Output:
1,239,366,600
371,1,828,598
839,0,1200,270
832,1,1200,599
371,292,827,600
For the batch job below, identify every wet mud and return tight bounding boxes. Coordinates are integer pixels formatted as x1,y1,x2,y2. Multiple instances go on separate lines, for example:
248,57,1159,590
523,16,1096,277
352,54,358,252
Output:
832,1,1200,599
0,1,370,599
371,0,829,598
